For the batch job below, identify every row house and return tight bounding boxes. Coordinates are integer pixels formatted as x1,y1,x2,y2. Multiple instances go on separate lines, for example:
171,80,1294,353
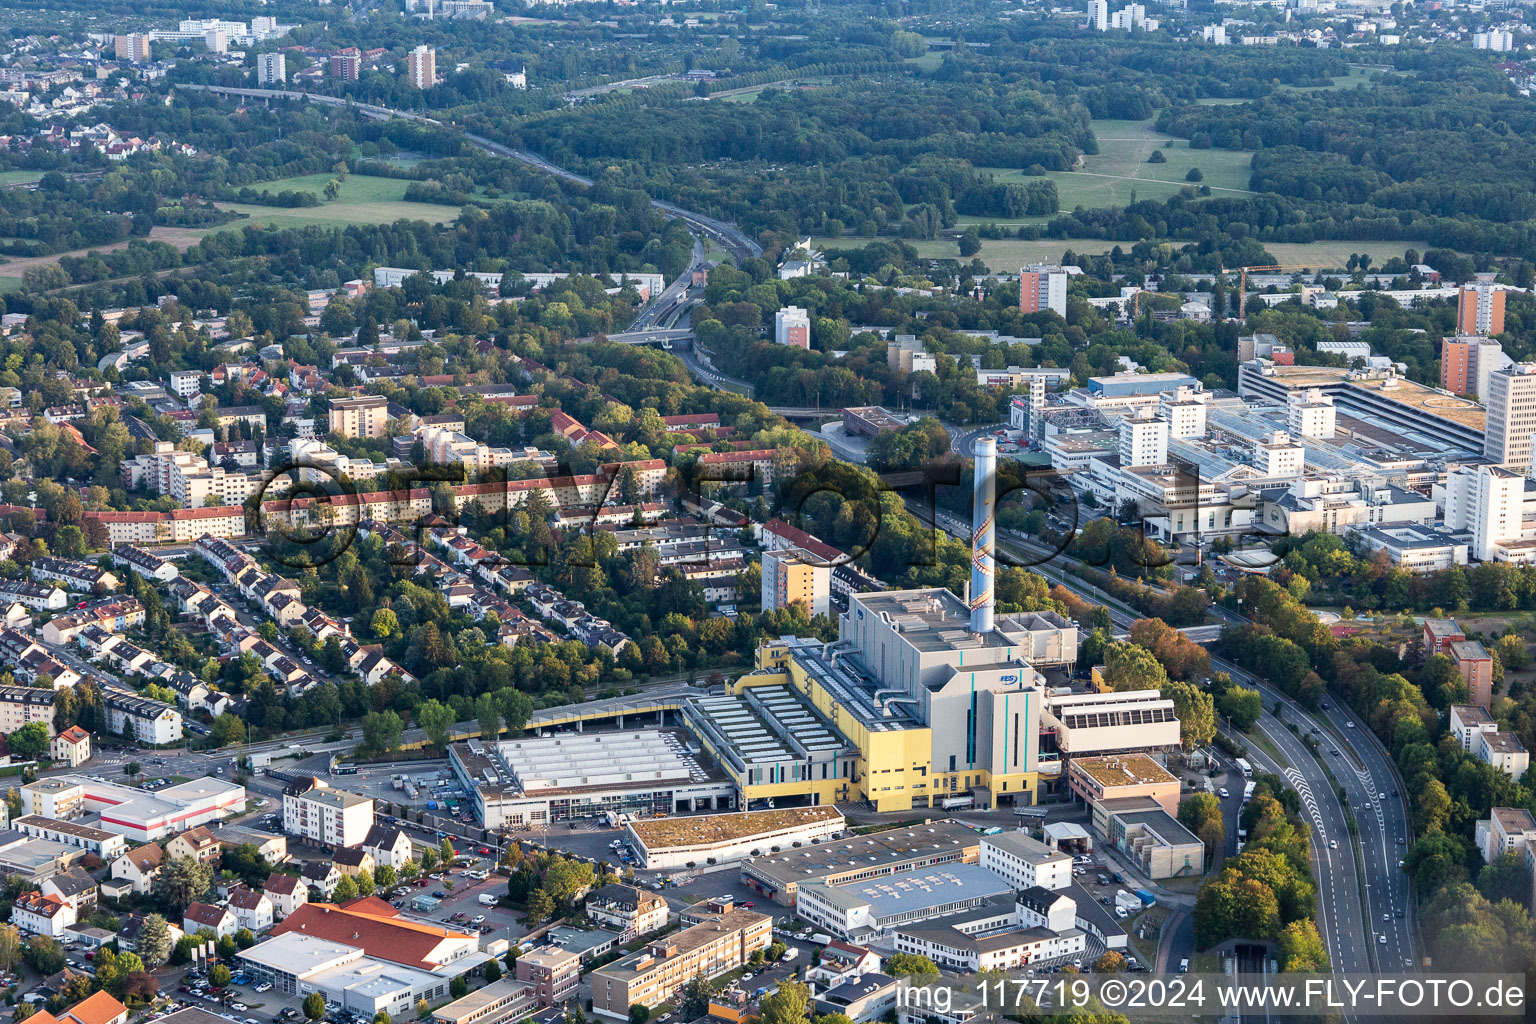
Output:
111,545,178,583
0,580,67,611
103,690,182,744
86,505,247,546
40,597,146,645
259,487,432,531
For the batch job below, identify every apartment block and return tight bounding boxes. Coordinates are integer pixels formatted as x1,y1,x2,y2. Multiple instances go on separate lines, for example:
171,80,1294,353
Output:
1483,364,1536,471
761,548,831,618
774,306,810,349
1019,264,1068,318
282,778,374,849
1458,282,1506,337
590,906,771,1019
328,395,390,439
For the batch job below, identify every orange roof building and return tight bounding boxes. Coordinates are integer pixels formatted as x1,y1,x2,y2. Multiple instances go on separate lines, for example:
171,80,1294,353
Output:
269,897,481,973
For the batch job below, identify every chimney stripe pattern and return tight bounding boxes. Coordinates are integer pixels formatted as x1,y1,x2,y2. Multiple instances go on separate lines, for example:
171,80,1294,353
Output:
970,437,997,633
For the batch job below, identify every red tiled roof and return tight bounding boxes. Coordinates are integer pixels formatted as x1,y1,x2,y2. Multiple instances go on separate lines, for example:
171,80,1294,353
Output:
270,900,477,970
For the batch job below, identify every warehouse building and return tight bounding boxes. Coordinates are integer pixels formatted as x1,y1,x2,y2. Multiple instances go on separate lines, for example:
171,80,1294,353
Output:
625,806,845,870
740,819,980,907
451,731,734,830
793,863,1014,941
21,776,245,842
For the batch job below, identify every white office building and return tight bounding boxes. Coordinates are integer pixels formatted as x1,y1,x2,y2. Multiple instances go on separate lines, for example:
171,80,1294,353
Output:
1118,409,1168,468
978,832,1072,891
1443,464,1524,561
1286,388,1336,439
775,306,811,349
283,779,374,849
1254,431,1304,479
1485,364,1536,472
1158,386,1207,439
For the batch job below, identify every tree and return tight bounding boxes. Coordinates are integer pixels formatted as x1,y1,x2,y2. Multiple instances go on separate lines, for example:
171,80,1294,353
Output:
475,692,502,741
235,928,256,950
440,838,456,863
484,960,502,983
526,888,554,923
679,972,718,1020
333,874,359,902
416,699,455,749
363,710,404,753
757,981,811,1024
0,925,20,972
304,993,326,1021
958,228,982,257
355,867,376,897
155,855,213,910
23,936,64,976
376,863,398,888
449,976,468,1000
882,953,940,978
374,1014,391,1024
372,608,399,638
136,913,172,967
1178,792,1226,860
7,722,48,761
209,964,231,988
1101,642,1169,692
1276,919,1329,972
416,999,430,1020
1093,951,1127,973
628,1006,649,1024
1165,679,1217,750
1218,686,1262,731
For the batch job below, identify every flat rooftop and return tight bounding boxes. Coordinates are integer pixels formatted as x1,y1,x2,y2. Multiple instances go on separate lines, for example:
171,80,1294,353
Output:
496,730,710,794
1452,704,1496,726
1071,754,1178,788
980,830,1070,865
1114,808,1203,847
807,862,1011,917
13,815,117,844
236,931,359,976
597,908,769,981
685,685,852,769
628,806,842,851
743,820,979,890
850,589,1072,659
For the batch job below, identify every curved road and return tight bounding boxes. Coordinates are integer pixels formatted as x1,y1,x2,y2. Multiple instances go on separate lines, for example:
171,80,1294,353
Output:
175,84,763,263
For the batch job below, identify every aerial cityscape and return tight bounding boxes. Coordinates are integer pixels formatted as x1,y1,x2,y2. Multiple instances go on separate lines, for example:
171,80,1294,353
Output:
0,0,1530,1021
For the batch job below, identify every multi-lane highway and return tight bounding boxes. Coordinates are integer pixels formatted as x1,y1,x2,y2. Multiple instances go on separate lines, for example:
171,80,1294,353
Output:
175,85,762,264
912,497,1401,992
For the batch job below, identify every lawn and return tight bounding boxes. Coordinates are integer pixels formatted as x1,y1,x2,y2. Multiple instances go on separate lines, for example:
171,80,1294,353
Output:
905,52,945,71
0,171,41,186
1265,240,1431,268
813,235,1109,271
981,116,1256,211
214,173,465,230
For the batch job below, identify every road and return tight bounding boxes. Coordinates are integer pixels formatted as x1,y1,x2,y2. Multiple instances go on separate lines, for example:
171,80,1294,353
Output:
913,496,1384,994
175,85,762,263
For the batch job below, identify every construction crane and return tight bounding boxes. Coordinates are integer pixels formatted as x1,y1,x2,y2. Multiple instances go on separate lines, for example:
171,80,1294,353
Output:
1230,264,1320,318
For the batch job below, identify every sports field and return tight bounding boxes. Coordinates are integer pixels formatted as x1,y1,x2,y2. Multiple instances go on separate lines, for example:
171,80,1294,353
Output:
214,173,465,230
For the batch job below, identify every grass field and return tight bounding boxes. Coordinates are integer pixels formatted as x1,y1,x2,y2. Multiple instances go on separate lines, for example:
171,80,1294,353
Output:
981,116,1255,211
1278,66,1379,92
215,173,465,230
813,235,1432,273
905,52,944,71
0,171,41,187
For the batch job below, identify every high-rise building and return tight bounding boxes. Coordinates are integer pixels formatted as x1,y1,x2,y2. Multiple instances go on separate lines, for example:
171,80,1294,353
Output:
1118,408,1168,467
1286,388,1336,439
329,53,360,80
114,34,151,61
406,45,436,89
1484,363,1536,471
1458,282,1506,337
203,29,228,54
761,548,830,618
1019,264,1068,318
1442,336,1509,400
1444,464,1524,562
774,306,810,349
1254,431,1304,479
1088,0,1109,29
256,52,286,85
1158,385,1208,439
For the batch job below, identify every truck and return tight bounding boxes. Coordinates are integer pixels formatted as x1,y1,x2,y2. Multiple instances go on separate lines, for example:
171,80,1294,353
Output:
941,794,975,810
1135,889,1156,908
1242,781,1256,804
1115,891,1142,913
1235,758,1254,778
810,933,832,945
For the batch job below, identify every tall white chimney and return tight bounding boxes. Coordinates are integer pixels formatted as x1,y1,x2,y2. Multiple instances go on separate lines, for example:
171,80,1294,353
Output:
970,436,997,634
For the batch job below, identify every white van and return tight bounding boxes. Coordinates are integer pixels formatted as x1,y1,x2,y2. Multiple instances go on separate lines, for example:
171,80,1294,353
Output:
478,893,500,907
